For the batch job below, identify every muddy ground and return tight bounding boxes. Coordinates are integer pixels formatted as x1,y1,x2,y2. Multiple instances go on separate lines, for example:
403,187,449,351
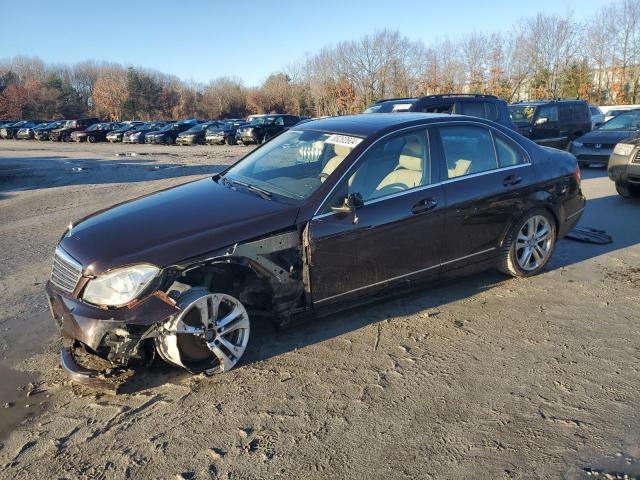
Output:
0,139,638,479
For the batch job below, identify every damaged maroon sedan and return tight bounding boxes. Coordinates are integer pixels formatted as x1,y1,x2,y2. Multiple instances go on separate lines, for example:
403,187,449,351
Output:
46,113,585,390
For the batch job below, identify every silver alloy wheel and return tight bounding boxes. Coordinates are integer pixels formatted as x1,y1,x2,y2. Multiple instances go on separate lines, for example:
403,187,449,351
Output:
157,291,250,374
515,215,553,271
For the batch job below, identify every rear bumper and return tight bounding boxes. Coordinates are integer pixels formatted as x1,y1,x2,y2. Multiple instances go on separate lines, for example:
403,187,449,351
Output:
558,195,586,238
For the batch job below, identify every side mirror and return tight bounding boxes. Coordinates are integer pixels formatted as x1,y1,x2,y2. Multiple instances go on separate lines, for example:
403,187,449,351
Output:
331,192,364,223
535,117,548,126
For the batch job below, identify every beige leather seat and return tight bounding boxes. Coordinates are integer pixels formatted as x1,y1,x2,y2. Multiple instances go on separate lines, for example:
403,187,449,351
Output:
373,138,424,196
447,159,471,178
319,144,351,182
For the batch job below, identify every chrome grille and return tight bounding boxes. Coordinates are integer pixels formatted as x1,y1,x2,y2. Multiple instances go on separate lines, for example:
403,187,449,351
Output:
50,247,83,293
633,149,640,164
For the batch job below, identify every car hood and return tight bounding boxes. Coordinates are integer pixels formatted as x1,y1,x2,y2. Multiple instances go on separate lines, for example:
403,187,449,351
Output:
577,129,639,144
59,177,299,274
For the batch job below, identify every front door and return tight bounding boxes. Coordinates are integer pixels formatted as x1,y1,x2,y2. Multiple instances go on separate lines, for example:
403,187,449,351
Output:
308,129,445,305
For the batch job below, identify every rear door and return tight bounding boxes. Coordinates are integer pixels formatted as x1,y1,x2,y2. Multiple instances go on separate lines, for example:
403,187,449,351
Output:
433,123,537,269
309,128,445,305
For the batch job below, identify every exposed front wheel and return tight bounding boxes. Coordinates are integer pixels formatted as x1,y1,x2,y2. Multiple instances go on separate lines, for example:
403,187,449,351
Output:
156,288,251,374
615,182,640,198
498,209,557,277
87,135,96,143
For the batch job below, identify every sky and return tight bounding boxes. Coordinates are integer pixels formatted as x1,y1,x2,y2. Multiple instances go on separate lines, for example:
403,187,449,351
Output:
0,0,606,86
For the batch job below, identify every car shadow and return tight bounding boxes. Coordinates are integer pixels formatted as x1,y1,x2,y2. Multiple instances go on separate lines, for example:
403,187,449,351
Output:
119,269,510,394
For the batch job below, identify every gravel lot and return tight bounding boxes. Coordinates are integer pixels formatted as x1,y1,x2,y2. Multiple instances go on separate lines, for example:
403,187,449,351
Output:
0,140,638,479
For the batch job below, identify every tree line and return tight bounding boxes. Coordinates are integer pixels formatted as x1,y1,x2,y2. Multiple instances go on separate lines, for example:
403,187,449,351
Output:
1,0,639,121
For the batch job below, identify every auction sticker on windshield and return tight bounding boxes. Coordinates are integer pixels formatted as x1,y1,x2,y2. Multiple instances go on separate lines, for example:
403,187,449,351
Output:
325,134,363,148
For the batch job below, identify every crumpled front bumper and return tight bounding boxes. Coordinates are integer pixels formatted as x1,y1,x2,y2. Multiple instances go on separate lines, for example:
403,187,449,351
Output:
46,281,181,388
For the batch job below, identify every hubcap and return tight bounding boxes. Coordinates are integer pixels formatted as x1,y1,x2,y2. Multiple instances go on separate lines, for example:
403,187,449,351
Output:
157,292,250,374
515,215,553,271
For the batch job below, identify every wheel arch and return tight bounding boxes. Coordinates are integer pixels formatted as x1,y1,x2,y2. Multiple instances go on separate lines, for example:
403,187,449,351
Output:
498,195,560,248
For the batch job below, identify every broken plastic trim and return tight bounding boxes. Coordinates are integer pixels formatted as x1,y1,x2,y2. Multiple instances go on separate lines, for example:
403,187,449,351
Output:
60,347,123,393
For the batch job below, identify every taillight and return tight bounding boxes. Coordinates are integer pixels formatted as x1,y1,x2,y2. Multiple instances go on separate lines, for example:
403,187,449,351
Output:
574,166,581,185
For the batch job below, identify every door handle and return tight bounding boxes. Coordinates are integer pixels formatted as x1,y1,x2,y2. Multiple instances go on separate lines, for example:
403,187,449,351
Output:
412,197,438,214
503,174,522,187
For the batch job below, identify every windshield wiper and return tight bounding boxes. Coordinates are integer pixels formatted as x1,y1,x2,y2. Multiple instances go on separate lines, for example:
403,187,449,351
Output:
227,178,272,200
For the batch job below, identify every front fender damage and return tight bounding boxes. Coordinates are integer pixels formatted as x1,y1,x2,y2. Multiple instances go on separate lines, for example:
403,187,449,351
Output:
54,230,307,390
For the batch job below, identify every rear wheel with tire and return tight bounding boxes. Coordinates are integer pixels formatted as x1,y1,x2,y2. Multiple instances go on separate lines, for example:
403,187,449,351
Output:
498,209,557,277
615,181,640,198
87,135,96,143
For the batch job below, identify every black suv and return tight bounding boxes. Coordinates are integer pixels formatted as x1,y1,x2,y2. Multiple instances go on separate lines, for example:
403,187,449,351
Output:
364,94,516,130
509,100,592,149
235,114,300,145
50,118,100,142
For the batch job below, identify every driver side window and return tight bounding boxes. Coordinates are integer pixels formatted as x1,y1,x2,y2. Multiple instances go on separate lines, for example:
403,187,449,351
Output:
346,130,430,202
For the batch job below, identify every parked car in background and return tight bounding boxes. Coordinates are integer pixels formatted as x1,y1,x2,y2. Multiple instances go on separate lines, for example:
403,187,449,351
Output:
363,98,417,113
409,94,516,130
50,118,100,142
105,122,145,142
176,121,227,145
16,122,51,140
1,120,43,139
71,122,123,142
509,100,591,149
604,107,639,122
145,120,199,144
607,133,640,198
34,120,66,141
122,122,167,144
590,105,605,129
47,113,585,385
205,121,246,145
570,110,640,168
235,114,300,144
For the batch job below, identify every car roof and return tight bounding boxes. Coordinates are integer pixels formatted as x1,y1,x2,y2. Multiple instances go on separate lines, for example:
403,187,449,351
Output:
512,100,587,106
296,113,453,137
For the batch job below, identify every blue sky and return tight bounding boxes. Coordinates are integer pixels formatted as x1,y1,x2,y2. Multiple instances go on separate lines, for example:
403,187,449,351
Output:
1,0,604,86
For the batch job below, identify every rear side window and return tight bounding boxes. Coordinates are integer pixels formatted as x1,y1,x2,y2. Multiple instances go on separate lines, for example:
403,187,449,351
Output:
495,135,527,167
559,106,572,122
454,101,485,118
485,103,499,121
438,126,498,179
573,104,589,121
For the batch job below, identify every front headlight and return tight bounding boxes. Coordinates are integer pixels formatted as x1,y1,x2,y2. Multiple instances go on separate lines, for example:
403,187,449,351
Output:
613,143,635,157
83,264,159,307
572,141,583,148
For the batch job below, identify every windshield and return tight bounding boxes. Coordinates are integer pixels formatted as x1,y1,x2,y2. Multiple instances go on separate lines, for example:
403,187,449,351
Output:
598,112,640,130
113,124,133,132
222,129,362,201
185,124,210,133
364,100,416,113
249,116,277,125
85,123,102,131
509,106,537,123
